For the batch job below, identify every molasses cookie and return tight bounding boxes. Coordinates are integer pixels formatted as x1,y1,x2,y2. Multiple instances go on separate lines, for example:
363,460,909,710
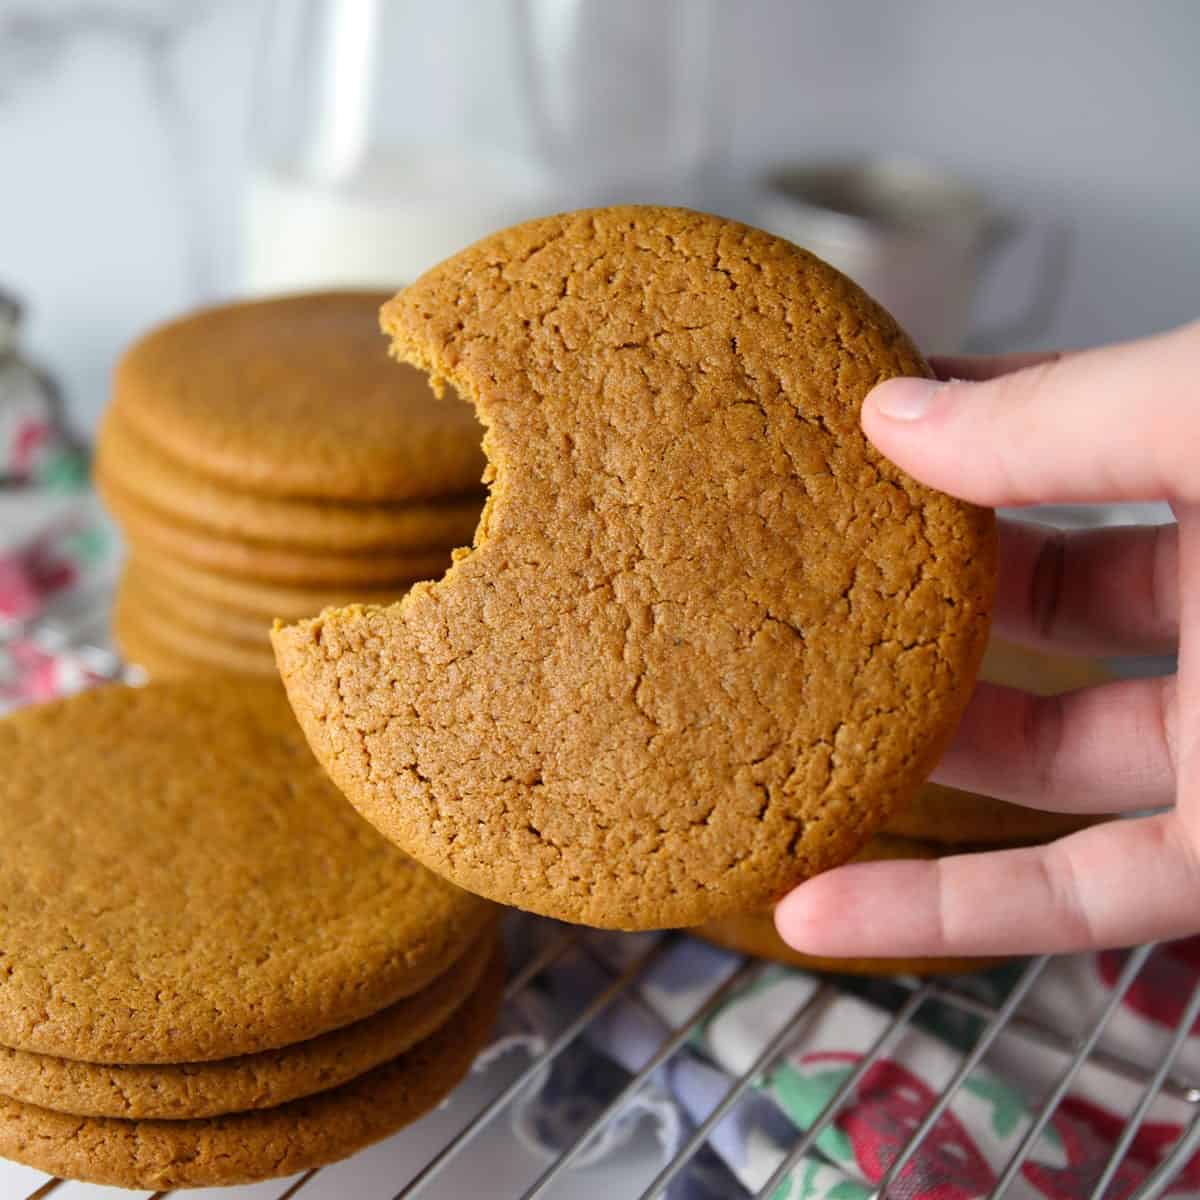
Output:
274,207,996,929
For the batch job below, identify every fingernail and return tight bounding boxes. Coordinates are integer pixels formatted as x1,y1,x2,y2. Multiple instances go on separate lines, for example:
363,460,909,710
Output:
869,377,943,422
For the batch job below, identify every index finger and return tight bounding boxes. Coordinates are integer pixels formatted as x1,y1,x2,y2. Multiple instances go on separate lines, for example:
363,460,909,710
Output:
864,321,1200,506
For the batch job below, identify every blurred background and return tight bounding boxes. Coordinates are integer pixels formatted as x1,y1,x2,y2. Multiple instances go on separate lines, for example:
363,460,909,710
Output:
1,0,1198,437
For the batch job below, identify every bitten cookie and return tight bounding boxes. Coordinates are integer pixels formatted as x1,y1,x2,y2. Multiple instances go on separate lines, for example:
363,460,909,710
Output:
0,679,496,1063
273,206,997,930
0,949,504,1189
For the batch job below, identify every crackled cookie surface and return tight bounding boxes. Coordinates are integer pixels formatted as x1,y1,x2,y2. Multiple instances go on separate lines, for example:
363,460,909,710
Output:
273,207,996,929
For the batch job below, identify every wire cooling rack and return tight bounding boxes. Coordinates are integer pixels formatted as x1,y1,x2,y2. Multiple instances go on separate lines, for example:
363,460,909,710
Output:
9,919,1200,1200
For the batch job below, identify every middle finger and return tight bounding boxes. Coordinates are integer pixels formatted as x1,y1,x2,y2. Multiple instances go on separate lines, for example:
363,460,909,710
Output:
992,518,1179,657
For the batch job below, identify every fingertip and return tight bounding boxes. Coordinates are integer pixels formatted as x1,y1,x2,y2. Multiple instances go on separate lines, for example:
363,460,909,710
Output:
861,376,1004,506
772,884,812,950
863,377,942,424
776,858,950,959
859,377,955,485
773,872,850,955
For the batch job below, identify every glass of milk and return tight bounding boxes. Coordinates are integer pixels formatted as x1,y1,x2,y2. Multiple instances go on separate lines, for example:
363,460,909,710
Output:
240,0,724,295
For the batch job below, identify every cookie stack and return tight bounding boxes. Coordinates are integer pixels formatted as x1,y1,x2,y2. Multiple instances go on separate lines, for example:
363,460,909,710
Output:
95,291,485,679
0,679,502,1189
695,641,1114,975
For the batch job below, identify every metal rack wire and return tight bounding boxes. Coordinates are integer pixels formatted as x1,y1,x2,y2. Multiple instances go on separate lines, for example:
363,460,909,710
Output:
16,923,1200,1200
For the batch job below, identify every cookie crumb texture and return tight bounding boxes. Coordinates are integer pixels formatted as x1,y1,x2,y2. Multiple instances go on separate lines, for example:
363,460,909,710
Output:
0,680,495,1063
274,207,996,930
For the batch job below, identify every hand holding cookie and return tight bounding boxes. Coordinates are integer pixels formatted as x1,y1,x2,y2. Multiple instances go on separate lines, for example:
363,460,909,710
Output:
777,320,1198,958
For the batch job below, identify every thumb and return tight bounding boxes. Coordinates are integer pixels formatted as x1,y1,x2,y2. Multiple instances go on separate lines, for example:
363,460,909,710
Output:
862,321,1200,507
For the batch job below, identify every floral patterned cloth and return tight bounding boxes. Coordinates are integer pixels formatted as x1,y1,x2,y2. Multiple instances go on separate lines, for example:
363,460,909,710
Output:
511,931,1200,1200
0,484,123,714
0,340,85,488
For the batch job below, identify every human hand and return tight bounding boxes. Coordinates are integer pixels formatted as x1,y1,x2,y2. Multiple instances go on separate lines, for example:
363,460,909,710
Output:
775,320,1198,958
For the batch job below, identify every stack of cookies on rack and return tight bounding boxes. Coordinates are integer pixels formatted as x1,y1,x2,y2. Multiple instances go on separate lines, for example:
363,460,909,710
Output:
0,679,502,1189
95,291,485,679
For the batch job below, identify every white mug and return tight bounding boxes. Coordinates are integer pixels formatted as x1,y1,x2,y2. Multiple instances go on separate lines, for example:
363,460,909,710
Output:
754,157,1069,355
